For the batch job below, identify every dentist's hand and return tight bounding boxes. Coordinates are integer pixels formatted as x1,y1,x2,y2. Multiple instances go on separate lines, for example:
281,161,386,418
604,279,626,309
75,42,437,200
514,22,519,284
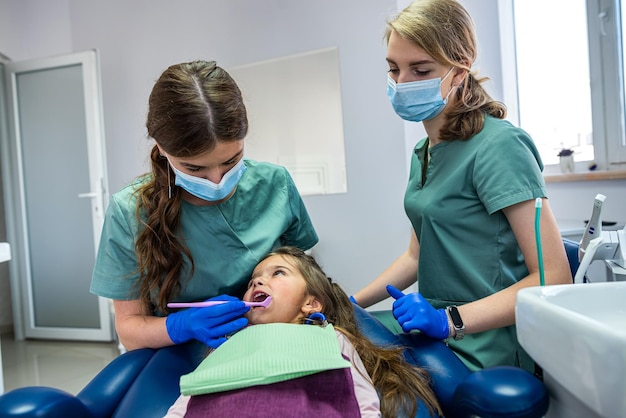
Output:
166,295,249,348
387,285,449,340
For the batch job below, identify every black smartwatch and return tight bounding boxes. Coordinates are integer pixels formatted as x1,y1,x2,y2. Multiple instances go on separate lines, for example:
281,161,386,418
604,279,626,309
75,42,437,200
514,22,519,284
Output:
447,306,465,340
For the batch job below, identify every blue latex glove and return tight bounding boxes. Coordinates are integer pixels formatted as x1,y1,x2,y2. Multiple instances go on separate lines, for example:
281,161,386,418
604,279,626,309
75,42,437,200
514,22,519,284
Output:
386,284,449,340
166,295,249,348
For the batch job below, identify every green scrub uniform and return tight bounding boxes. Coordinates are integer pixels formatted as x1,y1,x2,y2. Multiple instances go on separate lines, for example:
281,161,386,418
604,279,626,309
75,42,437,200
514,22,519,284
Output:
90,160,318,312
404,115,546,372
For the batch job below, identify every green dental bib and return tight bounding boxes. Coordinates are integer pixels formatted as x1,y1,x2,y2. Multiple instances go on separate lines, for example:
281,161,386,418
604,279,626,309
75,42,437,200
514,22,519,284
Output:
180,323,351,396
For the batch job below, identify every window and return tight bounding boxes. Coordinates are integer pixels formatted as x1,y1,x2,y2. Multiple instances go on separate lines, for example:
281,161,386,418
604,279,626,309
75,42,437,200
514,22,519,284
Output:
508,0,626,172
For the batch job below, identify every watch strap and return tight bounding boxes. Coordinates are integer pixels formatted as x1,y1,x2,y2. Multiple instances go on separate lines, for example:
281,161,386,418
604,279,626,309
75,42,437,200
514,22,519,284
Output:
447,305,465,340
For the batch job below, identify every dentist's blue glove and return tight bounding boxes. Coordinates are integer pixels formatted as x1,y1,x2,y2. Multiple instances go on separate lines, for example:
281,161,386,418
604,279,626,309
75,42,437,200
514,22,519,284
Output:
386,284,449,340
166,295,249,348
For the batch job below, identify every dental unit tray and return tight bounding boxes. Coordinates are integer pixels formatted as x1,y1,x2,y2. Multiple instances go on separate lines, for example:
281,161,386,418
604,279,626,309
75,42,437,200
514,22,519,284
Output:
575,194,626,283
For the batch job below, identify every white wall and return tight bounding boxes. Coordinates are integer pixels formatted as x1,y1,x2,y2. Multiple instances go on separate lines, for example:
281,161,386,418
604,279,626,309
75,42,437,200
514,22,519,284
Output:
0,0,624,330
0,0,72,61
547,181,625,227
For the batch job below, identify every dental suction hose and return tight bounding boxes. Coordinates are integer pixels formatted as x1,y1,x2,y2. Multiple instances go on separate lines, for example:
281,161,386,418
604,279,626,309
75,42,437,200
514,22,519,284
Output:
535,198,545,286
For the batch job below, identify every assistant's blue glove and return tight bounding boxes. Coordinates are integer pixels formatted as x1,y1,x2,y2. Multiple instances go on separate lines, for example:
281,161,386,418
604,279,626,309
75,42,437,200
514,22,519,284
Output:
166,295,249,348
386,284,449,340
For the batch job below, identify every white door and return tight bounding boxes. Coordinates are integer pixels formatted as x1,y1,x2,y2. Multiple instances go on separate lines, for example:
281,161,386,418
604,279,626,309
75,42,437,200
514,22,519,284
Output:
1,50,112,341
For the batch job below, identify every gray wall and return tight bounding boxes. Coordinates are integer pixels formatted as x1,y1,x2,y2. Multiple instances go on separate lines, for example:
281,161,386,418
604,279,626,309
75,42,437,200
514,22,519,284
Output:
0,0,624,334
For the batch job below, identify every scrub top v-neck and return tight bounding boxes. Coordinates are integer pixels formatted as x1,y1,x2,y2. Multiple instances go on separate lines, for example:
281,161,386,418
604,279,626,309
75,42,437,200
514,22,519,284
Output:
403,116,546,371
91,159,318,312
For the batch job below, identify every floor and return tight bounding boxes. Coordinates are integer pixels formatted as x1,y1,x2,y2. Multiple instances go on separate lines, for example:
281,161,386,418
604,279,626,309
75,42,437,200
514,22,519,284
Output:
1,332,120,395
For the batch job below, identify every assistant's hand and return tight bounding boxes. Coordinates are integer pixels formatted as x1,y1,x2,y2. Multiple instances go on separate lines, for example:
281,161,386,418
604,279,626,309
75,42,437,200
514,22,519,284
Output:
166,295,249,348
386,285,449,340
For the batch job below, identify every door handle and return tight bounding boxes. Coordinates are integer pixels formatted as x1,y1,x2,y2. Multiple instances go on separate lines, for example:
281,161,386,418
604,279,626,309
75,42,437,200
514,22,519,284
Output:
598,11,608,37
78,192,98,198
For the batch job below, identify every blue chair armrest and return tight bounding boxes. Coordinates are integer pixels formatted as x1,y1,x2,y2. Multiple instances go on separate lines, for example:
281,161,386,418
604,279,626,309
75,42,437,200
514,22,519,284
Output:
0,387,92,418
398,332,471,409
78,347,156,418
112,341,207,418
450,366,549,418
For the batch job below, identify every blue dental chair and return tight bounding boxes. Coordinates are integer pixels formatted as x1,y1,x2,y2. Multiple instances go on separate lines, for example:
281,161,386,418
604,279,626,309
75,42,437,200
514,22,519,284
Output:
0,305,548,418
1,239,581,418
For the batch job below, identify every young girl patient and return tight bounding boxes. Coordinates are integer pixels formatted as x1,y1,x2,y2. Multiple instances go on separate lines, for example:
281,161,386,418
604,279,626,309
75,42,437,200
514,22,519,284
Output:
165,246,442,418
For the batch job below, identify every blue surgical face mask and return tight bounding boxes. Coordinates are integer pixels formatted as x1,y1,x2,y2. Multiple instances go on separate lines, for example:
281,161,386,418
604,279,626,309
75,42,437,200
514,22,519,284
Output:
167,157,247,202
387,67,455,122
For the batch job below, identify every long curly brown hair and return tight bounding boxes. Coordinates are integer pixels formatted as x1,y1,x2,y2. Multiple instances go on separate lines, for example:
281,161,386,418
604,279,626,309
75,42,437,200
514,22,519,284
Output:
386,0,507,141
134,60,248,314
264,246,442,418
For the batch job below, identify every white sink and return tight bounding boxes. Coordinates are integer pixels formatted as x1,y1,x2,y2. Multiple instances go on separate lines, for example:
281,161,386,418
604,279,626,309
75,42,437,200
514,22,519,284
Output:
516,282,626,418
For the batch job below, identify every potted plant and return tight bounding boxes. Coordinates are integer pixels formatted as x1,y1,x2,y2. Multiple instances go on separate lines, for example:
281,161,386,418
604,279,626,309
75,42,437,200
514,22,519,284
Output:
558,148,574,173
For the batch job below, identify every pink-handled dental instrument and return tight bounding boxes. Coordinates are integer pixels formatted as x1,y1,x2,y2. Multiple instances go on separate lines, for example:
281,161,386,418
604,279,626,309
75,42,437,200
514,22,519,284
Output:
167,296,272,309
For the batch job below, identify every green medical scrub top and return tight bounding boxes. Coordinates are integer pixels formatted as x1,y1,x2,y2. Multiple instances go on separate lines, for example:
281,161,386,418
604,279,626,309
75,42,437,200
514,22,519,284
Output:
90,160,318,313
404,115,546,372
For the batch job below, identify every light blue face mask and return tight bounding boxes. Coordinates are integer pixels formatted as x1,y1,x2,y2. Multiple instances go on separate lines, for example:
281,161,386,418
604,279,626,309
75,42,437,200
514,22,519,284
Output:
168,157,247,202
387,67,455,122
